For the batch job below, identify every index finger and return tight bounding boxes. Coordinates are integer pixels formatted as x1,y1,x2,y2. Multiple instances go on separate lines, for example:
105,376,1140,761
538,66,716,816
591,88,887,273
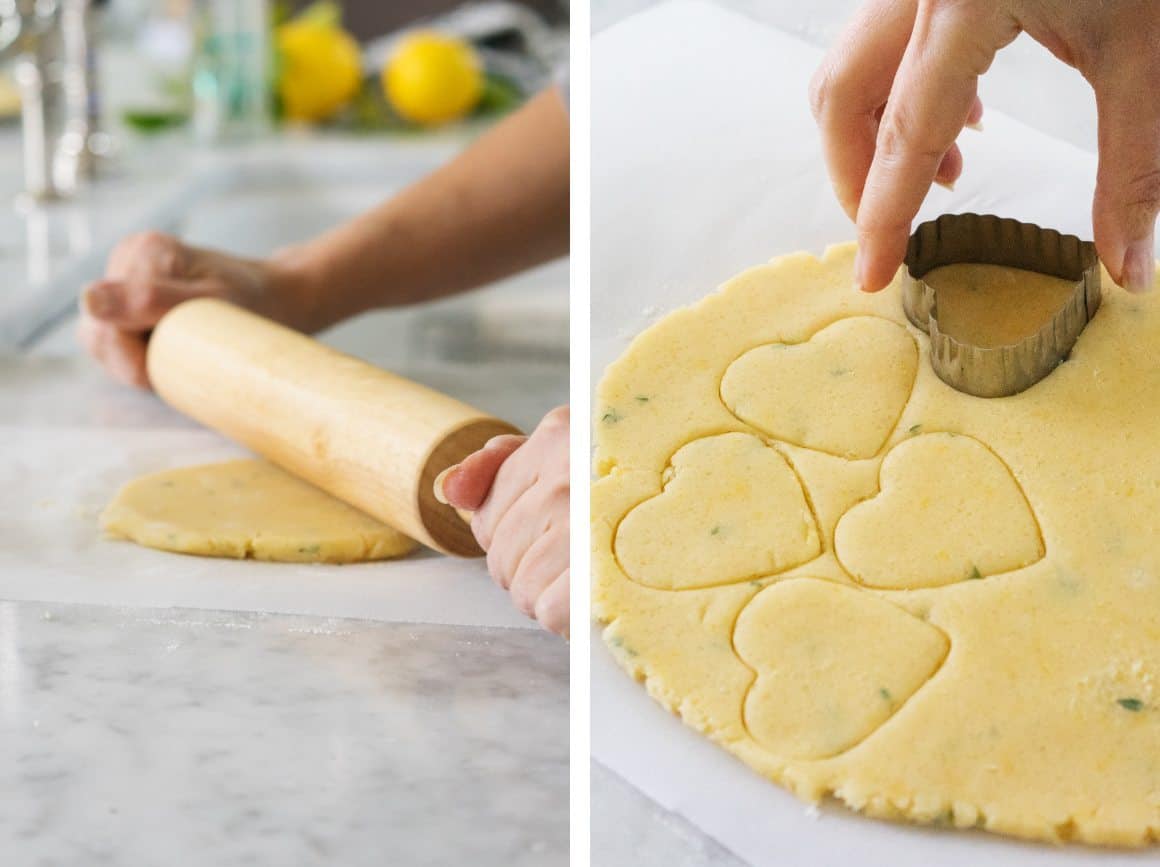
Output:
856,2,1012,291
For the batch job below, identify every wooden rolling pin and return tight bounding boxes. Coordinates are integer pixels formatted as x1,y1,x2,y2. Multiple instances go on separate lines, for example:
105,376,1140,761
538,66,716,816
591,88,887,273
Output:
147,298,521,557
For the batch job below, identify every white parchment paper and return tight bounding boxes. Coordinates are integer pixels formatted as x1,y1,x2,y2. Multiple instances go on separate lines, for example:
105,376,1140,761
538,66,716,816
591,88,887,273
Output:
0,350,568,631
592,2,1158,864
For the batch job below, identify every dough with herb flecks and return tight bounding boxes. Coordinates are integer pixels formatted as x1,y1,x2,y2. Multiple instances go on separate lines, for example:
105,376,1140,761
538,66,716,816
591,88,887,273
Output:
593,241,1160,847
103,459,416,563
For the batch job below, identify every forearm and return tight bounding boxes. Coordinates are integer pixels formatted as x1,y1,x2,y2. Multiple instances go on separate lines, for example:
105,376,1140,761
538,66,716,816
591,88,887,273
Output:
280,87,569,328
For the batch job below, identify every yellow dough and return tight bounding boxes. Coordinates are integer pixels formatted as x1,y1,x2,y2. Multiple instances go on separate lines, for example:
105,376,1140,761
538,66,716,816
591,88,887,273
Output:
615,433,819,590
835,432,1044,589
721,317,917,459
593,243,1160,846
924,262,1080,348
735,578,948,760
103,459,417,563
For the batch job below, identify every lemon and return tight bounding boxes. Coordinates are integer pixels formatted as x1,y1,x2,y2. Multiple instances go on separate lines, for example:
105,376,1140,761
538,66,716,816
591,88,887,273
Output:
384,32,484,126
277,20,363,122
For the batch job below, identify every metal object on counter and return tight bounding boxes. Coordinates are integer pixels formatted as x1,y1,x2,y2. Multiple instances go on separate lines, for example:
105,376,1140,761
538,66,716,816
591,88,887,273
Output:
0,0,103,200
902,213,1102,398
54,0,105,192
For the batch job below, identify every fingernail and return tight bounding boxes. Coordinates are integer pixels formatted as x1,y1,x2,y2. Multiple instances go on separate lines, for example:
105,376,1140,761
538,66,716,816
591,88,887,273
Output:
433,464,459,505
965,120,984,132
1122,240,1155,293
934,178,956,192
83,285,116,318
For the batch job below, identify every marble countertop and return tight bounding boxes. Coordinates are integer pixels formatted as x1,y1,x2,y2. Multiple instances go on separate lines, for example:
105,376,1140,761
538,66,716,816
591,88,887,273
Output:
0,600,568,866
0,122,570,860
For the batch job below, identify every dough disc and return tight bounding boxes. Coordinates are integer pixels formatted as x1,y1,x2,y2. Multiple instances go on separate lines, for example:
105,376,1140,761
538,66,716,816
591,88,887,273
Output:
593,242,1160,847
103,459,416,563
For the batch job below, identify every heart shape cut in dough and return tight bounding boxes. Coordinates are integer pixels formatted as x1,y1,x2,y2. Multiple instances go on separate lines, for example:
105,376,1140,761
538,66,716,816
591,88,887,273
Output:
720,317,917,460
835,433,1044,589
614,432,820,590
735,578,949,759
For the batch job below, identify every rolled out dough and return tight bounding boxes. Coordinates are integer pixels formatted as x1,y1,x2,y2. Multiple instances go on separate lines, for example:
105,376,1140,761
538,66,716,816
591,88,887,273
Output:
102,459,417,563
923,262,1079,348
593,242,1160,847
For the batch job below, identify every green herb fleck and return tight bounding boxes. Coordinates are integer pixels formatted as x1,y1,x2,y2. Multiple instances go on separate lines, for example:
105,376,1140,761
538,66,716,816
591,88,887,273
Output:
1117,697,1145,712
710,525,723,536
967,565,983,581
908,423,922,435
601,409,622,424
298,544,321,555
878,687,893,702
830,367,851,377
634,395,650,403
609,635,638,657
749,579,766,588
121,108,189,134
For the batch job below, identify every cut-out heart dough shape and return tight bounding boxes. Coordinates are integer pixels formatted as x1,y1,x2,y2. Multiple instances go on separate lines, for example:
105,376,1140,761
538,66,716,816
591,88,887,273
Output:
735,578,949,759
615,432,820,590
836,433,1044,589
721,317,917,459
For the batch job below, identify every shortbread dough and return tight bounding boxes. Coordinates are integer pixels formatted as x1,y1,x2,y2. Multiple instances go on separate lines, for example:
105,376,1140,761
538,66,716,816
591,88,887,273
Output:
923,262,1079,347
103,459,416,563
593,242,1160,846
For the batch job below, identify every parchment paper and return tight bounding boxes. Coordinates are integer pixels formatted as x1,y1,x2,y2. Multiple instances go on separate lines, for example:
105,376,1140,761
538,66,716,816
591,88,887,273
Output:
592,2,1158,863
0,345,566,630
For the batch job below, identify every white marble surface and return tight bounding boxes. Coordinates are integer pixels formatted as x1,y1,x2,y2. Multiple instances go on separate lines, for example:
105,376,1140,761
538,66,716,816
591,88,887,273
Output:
0,599,568,866
0,113,569,862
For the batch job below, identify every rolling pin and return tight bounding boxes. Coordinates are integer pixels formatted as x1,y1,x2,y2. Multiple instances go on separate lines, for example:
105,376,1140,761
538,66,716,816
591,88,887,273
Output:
146,298,521,557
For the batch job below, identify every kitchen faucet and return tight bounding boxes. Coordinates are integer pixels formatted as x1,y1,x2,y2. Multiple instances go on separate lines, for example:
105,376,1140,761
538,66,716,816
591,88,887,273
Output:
0,0,100,201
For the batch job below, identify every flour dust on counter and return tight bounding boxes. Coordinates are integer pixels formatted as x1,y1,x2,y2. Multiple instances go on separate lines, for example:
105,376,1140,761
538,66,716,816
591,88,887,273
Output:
102,459,417,563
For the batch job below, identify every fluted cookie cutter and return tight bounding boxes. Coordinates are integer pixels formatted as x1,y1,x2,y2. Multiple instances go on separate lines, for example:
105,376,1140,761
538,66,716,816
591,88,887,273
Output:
901,213,1101,398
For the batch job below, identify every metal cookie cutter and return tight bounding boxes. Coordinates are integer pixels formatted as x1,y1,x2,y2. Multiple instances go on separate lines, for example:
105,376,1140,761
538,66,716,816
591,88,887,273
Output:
901,213,1101,398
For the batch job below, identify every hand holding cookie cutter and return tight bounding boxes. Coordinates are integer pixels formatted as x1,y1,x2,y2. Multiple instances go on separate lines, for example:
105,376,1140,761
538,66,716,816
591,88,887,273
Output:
901,213,1101,398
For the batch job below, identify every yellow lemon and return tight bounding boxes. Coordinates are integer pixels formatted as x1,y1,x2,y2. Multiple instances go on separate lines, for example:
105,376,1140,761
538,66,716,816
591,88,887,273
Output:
277,20,363,122
384,32,484,126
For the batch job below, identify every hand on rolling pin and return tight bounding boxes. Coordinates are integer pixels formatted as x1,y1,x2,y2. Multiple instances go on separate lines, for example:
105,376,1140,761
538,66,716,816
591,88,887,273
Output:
810,0,1160,293
79,88,569,388
438,407,570,638
78,233,317,389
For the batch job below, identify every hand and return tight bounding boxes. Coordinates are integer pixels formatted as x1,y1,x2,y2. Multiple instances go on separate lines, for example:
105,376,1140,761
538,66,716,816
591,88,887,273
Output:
439,406,570,638
810,0,1160,293
78,232,319,389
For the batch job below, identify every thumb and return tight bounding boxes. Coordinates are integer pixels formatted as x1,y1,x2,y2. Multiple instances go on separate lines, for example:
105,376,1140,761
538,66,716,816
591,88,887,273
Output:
81,277,218,330
1091,70,1160,292
436,435,527,512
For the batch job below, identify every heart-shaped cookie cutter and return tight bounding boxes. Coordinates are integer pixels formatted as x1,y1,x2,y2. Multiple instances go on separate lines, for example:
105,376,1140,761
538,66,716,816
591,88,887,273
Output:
901,213,1101,398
